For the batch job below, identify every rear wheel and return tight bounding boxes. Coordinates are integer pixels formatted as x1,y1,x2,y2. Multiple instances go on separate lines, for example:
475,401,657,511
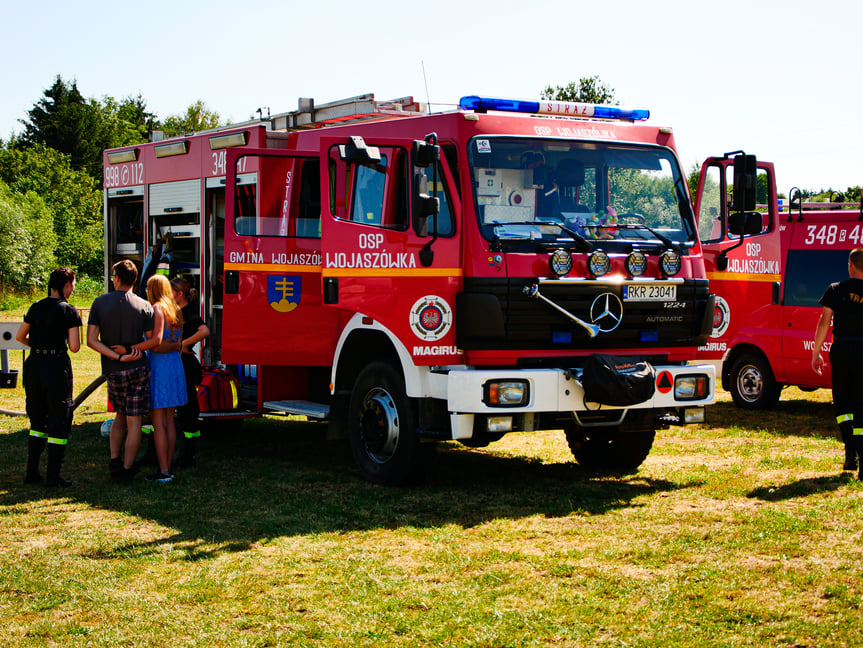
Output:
564,423,655,472
348,362,423,486
728,353,780,409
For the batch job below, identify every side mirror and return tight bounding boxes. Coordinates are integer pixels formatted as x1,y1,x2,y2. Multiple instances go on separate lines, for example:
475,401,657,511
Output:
338,136,381,164
412,134,441,266
727,211,762,236
412,171,440,236
412,138,440,169
411,135,441,236
732,154,757,213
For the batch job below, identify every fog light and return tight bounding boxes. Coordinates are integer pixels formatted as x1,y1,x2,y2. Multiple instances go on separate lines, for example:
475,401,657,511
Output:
660,250,681,277
625,251,647,277
487,416,513,433
549,249,573,277
684,407,705,424
675,374,709,400
484,380,529,407
589,250,611,277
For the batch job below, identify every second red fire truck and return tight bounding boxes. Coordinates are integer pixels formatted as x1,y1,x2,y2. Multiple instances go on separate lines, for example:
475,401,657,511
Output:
694,152,861,408
104,93,716,484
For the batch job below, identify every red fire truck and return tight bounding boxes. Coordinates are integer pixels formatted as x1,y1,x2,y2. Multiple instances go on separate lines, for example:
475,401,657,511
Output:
694,152,861,408
103,93,716,484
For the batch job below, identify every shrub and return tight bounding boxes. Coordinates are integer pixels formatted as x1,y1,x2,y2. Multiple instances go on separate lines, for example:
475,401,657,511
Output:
0,181,57,291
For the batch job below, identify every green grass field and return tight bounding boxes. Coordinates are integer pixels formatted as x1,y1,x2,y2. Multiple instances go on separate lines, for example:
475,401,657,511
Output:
1,309,861,647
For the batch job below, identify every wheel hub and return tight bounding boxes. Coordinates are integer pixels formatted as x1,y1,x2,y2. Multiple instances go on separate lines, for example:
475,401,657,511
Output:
357,388,399,463
738,365,763,401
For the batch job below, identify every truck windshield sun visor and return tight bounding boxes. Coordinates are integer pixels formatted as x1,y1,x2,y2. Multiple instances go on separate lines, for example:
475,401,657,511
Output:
470,138,695,249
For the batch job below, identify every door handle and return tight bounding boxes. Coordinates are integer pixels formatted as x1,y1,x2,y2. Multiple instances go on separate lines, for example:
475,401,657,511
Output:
225,270,239,294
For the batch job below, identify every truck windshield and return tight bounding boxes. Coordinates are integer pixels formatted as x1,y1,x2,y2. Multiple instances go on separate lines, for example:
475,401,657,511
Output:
469,137,695,247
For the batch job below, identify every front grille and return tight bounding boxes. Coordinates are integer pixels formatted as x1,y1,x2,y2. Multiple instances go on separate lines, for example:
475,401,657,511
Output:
456,277,710,351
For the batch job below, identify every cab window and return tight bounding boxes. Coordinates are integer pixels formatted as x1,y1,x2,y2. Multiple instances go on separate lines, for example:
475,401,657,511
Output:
698,164,723,243
697,163,773,244
330,146,408,231
233,156,320,238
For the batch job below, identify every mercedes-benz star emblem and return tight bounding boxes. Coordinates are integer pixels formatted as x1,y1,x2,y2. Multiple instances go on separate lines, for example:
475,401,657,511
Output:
590,292,624,333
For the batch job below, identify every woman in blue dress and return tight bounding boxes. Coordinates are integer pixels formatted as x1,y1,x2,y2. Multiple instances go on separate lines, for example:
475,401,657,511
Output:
145,274,187,482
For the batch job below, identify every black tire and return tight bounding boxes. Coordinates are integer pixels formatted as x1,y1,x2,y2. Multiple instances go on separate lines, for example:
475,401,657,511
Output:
564,423,655,472
348,362,423,486
728,353,781,410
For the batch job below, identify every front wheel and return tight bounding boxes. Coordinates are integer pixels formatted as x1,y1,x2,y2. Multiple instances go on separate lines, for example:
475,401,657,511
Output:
348,362,423,486
728,353,781,410
564,423,655,473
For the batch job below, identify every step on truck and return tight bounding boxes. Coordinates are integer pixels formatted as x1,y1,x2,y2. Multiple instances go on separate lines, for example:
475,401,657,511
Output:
694,152,862,408
103,93,716,485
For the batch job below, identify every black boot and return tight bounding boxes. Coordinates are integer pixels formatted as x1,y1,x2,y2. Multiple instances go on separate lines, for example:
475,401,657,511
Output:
134,427,158,468
174,435,198,468
856,434,863,481
842,427,859,471
45,443,72,488
109,456,123,479
24,435,47,484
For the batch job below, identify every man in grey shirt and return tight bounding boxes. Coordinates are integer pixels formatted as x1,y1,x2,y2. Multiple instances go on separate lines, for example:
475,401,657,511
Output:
87,260,160,482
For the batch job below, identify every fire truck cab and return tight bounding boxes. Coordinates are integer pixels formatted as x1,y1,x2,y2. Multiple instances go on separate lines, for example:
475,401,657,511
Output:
695,153,862,408
104,93,716,484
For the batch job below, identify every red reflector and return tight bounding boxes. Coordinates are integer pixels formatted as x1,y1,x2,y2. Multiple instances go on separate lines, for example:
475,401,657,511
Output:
362,317,374,325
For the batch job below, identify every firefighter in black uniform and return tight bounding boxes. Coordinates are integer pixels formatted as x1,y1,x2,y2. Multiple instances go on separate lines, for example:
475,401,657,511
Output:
171,277,208,467
812,247,863,478
16,267,82,487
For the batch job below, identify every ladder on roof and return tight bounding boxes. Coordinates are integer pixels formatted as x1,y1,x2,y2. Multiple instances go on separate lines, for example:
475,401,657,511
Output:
153,94,426,141
269,93,425,130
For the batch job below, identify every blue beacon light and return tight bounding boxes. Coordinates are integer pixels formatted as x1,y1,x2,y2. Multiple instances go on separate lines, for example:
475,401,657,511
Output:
459,95,649,121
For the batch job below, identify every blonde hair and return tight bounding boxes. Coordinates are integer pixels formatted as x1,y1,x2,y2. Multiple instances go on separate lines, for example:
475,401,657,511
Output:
147,274,183,328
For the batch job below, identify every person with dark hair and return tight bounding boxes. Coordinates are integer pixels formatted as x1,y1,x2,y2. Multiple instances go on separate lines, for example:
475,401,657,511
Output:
15,267,82,487
171,277,209,466
87,259,160,483
812,247,863,478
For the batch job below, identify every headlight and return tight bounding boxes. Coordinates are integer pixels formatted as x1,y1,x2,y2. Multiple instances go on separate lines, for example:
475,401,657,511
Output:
675,374,709,400
483,379,530,407
588,251,611,277
487,416,514,433
660,250,681,277
684,408,706,424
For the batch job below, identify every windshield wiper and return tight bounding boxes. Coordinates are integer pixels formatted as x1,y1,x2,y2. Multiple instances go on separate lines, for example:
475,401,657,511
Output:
617,223,680,252
493,221,593,251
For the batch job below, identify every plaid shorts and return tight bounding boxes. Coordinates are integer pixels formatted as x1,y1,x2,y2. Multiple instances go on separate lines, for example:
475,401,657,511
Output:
107,365,151,417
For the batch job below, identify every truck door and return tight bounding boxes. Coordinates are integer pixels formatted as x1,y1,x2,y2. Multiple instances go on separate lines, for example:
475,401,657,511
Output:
696,157,783,379
221,148,340,367
319,135,462,364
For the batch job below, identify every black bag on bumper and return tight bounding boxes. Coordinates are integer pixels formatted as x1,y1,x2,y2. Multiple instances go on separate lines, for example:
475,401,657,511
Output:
581,354,656,406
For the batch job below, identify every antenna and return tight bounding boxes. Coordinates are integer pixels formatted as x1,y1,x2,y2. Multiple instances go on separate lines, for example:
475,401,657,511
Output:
422,60,432,114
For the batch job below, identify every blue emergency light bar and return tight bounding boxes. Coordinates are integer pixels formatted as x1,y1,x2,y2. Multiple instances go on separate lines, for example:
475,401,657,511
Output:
459,95,650,121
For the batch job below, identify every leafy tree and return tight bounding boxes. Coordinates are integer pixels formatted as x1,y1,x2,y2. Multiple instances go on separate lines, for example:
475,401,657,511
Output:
17,76,155,182
542,76,617,104
0,143,102,274
101,93,158,148
687,162,702,202
17,76,106,179
159,100,223,134
0,180,57,291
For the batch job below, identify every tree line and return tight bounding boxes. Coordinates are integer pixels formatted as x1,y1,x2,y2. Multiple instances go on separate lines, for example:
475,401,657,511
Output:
0,75,222,291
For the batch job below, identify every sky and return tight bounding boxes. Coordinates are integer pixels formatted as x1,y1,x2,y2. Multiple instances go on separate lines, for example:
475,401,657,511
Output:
1,0,861,193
